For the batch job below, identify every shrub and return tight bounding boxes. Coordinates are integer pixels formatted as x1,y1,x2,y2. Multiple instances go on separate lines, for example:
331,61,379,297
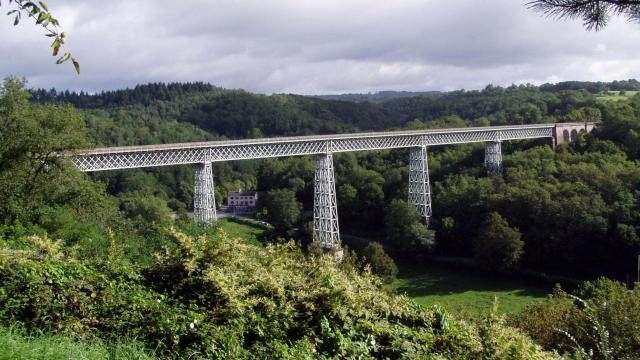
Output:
473,212,524,271
361,242,398,283
0,231,557,359
384,199,435,254
511,278,640,360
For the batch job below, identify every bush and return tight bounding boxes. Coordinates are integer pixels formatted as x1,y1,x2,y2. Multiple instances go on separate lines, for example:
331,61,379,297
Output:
384,199,435,254
0,232,556,359
473,212,524,271
361,242,398,283
511,278,640,360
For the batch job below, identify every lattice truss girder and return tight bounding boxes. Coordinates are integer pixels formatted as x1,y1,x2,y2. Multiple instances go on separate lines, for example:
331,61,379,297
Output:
73,127,554,172
193,162,217,224
408,146,432,226
313,153,341,249
484,141,503,175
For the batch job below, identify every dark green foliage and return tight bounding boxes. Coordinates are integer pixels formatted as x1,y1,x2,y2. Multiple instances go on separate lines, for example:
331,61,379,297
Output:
473,212,524,271
118,191,173,233
385,199,435,254
0,77,122,231
512,278,640,359
31,82,218,108
361,242,398,283
259,189,302,235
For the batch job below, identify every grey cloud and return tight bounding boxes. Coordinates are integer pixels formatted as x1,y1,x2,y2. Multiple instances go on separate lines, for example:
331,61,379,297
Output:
1,0,639,94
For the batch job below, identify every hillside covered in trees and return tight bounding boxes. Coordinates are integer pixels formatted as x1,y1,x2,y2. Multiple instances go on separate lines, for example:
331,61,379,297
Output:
3,77,640,358
31,79,640,279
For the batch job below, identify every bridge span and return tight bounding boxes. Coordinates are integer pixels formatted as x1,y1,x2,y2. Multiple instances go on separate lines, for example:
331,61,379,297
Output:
71,122,596,249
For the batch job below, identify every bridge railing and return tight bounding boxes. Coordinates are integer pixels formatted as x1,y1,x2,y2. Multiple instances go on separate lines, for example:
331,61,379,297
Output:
69,122,596,249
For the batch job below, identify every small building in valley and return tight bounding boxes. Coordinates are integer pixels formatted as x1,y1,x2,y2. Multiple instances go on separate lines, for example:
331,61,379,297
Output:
227,190,258,213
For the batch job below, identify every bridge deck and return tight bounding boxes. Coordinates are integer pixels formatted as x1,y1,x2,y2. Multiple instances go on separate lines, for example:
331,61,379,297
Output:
76,123,560,155
71,123,588,172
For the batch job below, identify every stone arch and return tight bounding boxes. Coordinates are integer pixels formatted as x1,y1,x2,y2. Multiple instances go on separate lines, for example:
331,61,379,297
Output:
570,129,578,141
563,129,570,142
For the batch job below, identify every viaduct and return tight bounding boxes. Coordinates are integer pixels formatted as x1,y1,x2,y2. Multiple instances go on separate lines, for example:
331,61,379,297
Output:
72,122,596,249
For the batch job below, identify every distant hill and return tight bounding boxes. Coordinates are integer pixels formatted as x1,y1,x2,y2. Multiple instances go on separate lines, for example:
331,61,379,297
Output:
312,90,442,103
30,81,608,143
539,79,640,93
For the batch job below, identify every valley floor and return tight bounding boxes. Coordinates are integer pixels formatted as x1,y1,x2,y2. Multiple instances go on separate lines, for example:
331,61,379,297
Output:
221,220,550,318
391,262,549,318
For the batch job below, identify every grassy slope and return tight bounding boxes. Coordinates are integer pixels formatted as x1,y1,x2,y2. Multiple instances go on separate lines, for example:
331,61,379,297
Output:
391,262,549,318
217,218,267,246
596,90,639,102
0,327,152,360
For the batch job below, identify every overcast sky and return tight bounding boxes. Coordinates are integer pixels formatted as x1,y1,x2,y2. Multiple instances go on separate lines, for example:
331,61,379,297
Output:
2,0,639,94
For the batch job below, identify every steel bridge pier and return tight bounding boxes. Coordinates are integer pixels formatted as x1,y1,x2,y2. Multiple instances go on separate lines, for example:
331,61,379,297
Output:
194,162,217,224
408,146,432,226
484,141,502,175
313,153,341,249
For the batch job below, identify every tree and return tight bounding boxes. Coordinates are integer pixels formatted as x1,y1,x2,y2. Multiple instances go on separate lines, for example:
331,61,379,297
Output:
527,0,640,30
1,0,79,72
118,191,172,233
260,189,301,233
384,199,435,254
361,242,399,283
0,77,93,223
473,212,524,271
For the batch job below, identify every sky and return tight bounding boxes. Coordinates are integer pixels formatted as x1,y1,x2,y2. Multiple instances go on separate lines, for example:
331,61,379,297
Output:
2,0,640,95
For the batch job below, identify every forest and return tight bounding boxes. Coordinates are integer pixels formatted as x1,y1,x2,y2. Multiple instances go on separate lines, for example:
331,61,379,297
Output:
2,77,640,359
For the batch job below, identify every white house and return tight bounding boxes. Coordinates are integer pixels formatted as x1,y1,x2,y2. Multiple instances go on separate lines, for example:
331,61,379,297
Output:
227,190,258,212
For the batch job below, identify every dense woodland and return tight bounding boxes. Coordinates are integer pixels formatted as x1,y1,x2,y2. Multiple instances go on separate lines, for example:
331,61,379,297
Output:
2,77,640,358
30,80,640,279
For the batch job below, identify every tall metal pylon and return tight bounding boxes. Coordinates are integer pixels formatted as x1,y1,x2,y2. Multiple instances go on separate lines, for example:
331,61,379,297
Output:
313,153,341,249
408,146,432,226
194,162,217,224
484,141,502,175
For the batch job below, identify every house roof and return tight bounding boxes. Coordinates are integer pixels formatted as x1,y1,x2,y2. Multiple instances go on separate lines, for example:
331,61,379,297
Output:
228,190,257,197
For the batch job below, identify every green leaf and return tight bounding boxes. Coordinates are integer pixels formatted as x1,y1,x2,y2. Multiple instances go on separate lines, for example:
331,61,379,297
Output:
6,9,16,15
13,13,19,25
38,1,48,11
51,38,60,56
72,58,80,74
36,11,46,24
56,52,70,64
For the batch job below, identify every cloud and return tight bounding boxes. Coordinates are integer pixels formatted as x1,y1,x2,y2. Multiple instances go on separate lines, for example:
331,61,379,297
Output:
1,0,639,94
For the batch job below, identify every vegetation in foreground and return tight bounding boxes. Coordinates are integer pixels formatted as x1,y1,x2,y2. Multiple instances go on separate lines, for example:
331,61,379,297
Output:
0,232,556,359
512,278,640,360
0,326,152,360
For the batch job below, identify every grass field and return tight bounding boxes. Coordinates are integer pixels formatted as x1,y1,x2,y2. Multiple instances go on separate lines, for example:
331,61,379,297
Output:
0,326,153,360
213,223,548,318
596,90,639,102
391,262,550,318
217,218,268,246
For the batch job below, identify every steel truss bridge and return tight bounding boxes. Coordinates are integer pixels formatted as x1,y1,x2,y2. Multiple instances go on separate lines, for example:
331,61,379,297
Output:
72,122,595,249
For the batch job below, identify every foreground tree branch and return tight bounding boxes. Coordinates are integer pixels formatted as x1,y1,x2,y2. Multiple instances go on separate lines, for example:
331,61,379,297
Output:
527,0,640,30
2,0,79,73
